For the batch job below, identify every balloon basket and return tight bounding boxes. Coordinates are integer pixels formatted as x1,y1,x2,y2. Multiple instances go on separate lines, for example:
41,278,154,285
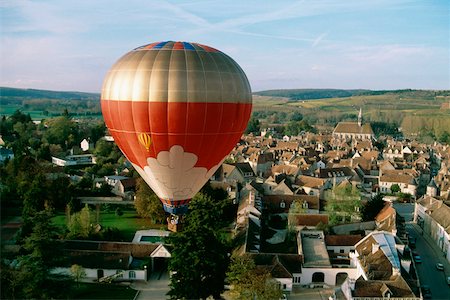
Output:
167,214,183,232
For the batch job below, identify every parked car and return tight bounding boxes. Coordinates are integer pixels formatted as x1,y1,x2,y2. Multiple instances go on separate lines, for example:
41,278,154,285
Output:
421,285,432,299
436,263,444,271
414,255,422,263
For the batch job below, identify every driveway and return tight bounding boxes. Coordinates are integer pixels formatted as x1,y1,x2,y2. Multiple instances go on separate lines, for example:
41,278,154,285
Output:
131,271,170,300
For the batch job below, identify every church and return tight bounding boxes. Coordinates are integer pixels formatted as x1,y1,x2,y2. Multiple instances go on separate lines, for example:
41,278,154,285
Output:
332,108,374,140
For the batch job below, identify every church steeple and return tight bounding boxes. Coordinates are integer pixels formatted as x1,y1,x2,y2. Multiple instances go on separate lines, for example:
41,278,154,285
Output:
358,107,362,127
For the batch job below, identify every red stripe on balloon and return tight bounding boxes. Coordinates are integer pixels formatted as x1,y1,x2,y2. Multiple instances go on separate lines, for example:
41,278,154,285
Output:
101,100,251,170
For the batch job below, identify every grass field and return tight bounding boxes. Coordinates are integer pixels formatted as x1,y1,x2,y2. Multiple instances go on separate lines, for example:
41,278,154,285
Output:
0,104,48,120
52,208,166,242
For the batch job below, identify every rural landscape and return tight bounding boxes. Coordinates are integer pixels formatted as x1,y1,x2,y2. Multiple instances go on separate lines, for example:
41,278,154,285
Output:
1,86,450,299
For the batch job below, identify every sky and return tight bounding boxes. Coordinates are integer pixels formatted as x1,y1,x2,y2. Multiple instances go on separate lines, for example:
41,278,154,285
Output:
1,0,449,93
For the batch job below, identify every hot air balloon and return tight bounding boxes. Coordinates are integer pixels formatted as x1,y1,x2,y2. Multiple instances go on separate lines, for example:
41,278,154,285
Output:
101,41,252,229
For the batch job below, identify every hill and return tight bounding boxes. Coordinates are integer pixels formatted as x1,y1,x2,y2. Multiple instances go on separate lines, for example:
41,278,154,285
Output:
253,88,448,101
0,87,100,102
252,89,450,139
0,87,101,119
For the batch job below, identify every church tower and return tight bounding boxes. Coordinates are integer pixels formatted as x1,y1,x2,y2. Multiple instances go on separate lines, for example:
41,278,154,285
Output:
358,107,362,127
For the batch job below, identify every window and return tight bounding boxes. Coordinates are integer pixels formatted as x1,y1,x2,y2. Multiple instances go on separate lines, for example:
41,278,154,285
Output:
293,277,301,284
129,271,136,279
340,249,345,253
280,201,285,208
116,270,123,278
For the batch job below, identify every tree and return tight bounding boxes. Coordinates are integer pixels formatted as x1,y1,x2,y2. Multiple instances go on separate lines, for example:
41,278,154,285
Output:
8,210,71,299
67,204,94,239
134,178,166,224
325,183,362,225
43,116,78,149
167,193,230,299
361,194,386,221
70,264,86,287
390,184,401,194
245,117,260,134
227,254,282,300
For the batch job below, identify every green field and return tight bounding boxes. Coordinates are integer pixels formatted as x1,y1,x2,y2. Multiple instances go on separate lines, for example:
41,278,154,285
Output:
52,208,166,242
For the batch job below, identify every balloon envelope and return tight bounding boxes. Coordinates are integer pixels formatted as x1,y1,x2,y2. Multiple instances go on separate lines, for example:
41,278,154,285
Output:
101,41,252,214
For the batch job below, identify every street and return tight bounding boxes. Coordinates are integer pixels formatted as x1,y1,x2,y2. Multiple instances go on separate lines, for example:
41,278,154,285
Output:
394,203,450,300
407,223,450,300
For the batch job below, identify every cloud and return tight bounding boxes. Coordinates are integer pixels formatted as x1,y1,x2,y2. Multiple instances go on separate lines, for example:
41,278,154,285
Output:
133,145,220,200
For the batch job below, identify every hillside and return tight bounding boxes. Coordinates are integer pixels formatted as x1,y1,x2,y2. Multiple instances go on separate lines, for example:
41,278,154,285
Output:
0,87,99,102
1,87,449,138
0,87,101,119
253,88,449,101
252,89,450,139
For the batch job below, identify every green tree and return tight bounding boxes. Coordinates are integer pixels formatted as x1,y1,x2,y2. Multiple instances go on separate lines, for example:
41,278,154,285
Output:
134,178,166,224
325,183,362,225
227,254,282,300
167,193,230,299
68,204,94,238
11,210,70,299
245,117,261,134
361,194,386,221
43,116,78,149
390,184,401,194
70,264,86,287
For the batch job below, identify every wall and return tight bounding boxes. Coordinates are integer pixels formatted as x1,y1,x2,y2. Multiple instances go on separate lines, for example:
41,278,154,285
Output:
293,267,358,286
51,267,147,281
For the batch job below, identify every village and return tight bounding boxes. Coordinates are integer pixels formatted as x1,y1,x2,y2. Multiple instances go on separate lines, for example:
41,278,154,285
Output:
2,108,449,300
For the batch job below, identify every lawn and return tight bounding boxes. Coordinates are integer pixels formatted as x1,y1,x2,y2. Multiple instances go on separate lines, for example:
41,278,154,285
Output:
70,283,137,299
52,208,167,242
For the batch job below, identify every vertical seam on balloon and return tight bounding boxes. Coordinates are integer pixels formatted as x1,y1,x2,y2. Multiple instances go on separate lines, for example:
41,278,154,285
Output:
183,46,189,163
134,50,150,168
151,48,167,161
167,45,175,200
148,51,158,159
120,51,141,169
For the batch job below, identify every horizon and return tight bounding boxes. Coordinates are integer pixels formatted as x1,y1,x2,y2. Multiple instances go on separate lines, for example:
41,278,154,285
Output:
1,0,449,93
2,86,450,96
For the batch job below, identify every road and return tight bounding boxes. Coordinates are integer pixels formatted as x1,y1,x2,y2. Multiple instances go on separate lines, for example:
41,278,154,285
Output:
394,203,450,300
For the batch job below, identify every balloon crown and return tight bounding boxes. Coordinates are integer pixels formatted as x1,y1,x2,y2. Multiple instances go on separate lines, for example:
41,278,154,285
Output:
134,41,219,52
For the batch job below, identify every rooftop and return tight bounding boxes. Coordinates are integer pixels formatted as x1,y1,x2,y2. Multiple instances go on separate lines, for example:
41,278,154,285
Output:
299,230,331,267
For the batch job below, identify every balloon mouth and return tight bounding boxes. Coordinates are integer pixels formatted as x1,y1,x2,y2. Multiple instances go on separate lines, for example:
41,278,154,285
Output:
161,199,190,215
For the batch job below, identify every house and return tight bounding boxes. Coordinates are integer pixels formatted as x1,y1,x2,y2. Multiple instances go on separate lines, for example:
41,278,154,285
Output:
52,154,96,167
378,170,417,196
288,214,329,230
80,138,94,152
264,194,320,214
374,203,396,234
344,231,418,299
51,240,173,282
296,230,359,287
414,195,450,262
294,175,332,198
220,163,255,185
325,235,363,256
112,177,136,199
247,151,274,177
